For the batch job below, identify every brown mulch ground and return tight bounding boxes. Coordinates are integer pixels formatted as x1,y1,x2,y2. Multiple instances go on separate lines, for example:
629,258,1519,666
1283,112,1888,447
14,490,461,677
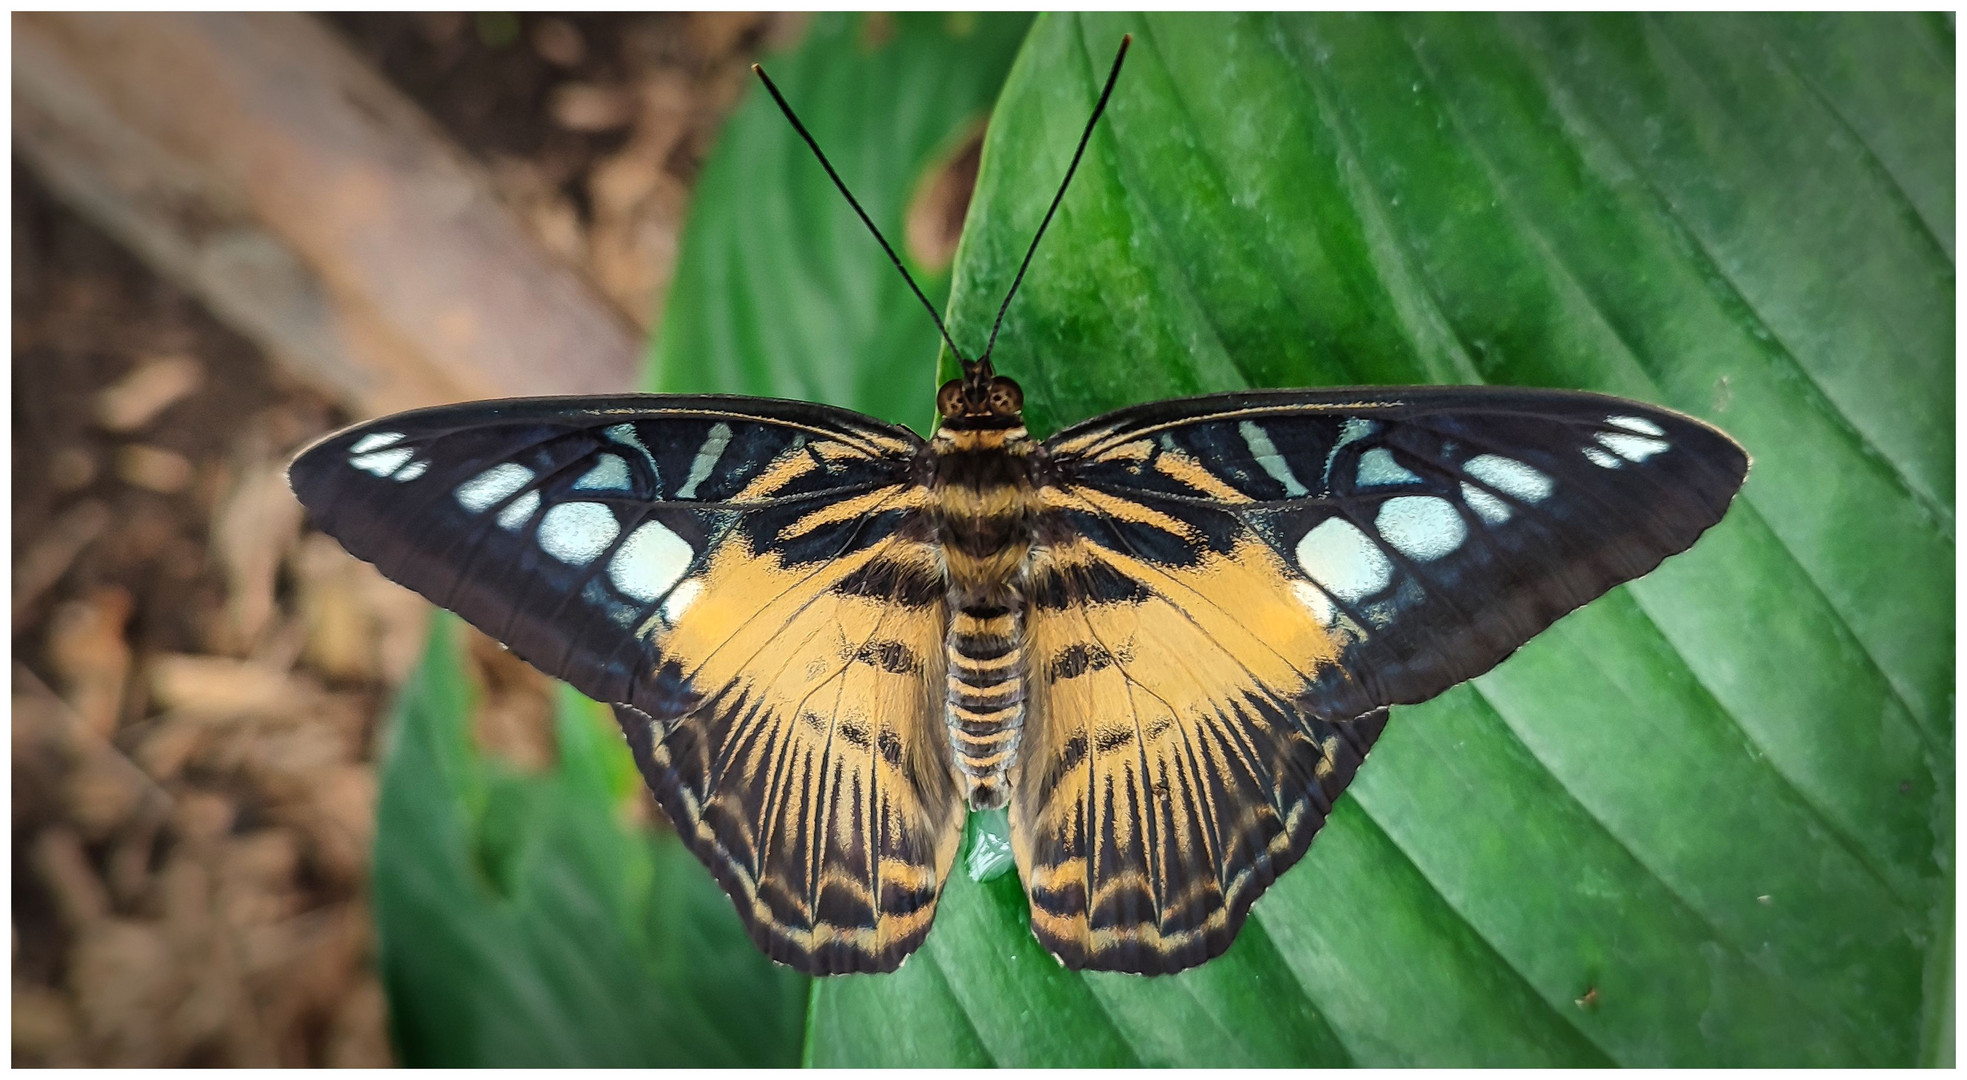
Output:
12,13,779,1066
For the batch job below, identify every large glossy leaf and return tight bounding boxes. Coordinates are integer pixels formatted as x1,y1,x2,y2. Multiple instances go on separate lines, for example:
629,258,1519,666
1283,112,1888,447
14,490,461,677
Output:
808,13,1952,1066
369,13,1035,1065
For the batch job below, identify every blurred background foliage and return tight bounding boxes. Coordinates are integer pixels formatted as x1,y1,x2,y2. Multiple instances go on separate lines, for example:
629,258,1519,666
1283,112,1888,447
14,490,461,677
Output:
377,11,1949,1067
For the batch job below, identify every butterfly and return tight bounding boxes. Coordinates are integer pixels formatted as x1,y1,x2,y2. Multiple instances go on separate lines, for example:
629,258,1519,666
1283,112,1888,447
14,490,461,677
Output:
288,37,1749,976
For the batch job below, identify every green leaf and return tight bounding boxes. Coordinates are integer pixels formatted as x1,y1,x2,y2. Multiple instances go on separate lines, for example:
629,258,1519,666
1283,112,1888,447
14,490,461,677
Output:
372,618,808,1066
810,12,1952,1067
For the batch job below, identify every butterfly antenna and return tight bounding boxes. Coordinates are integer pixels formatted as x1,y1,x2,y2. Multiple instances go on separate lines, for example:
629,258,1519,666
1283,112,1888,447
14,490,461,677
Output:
978,33,1131,367
753,62,969,365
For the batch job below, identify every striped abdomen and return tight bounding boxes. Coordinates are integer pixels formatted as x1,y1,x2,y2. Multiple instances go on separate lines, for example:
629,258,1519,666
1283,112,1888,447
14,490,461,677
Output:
946,601,1024,809
926,422,1042,810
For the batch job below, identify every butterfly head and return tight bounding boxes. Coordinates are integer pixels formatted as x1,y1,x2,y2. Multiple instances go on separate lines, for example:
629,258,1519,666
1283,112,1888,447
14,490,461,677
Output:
937,360,1024,429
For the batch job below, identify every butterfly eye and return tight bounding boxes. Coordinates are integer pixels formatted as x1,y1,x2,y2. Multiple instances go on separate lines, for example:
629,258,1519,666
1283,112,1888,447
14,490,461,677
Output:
987,376,1023,416
936,380,967,418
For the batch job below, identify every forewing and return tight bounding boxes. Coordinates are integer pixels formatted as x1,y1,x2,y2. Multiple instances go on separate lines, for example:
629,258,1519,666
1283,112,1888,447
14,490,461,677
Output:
1046,386,1748,718
1015,386,1747,972
289,395,965,973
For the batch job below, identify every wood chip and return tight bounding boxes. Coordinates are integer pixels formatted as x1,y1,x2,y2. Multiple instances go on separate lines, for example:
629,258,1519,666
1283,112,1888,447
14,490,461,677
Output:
11,983,81,1062
168,791,237,848
293,533,430,684
589,138,666,221
94,353,204,433
48,446,99,492
324,977,391,1068
68,919,181,1065
685,11,765,58
45,586,133,739
147,654,304,720
240,723,357,802
531,16,585,67
33,827,110,930
116,444,196,494
104,823,162,910
550,81,636,132
132,718,207,782
65,750,149,839
213,461,306,647
217,830,304,928
301,765,377,886
13,500,112,633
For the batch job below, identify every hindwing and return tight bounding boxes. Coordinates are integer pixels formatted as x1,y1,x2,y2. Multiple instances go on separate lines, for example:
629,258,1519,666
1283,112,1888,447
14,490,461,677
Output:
288,395,965,974
1015,386,1747,972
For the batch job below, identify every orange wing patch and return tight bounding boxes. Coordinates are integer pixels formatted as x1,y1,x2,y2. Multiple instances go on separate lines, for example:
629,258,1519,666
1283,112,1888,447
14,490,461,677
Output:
1011,487,1385,974
621,491,964,975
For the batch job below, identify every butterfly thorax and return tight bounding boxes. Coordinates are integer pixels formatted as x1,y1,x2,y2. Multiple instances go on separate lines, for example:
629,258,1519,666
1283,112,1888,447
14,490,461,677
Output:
926,420,1044,809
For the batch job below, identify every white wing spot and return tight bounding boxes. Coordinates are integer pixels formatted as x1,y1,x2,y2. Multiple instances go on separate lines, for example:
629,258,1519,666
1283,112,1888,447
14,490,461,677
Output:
605,424,664,490
663,578,705,622
1292,581,1338,626
1376,495,1466,561
608,520,694,603
350,431,405,455
1596,431,1669,463
1584,446,1624,469
350,447,415,477
1606,414,1666,437
1356,447,1420,488
1462,484,1512,524
392,458,430,483
1321,417,1379,487
539,501,619,565
456,463,535,513
1464,454,1553,503
497,490,540,530
675,422,733,500
1237,421,1309,497
574,453,632,491
1296,517,1392,603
